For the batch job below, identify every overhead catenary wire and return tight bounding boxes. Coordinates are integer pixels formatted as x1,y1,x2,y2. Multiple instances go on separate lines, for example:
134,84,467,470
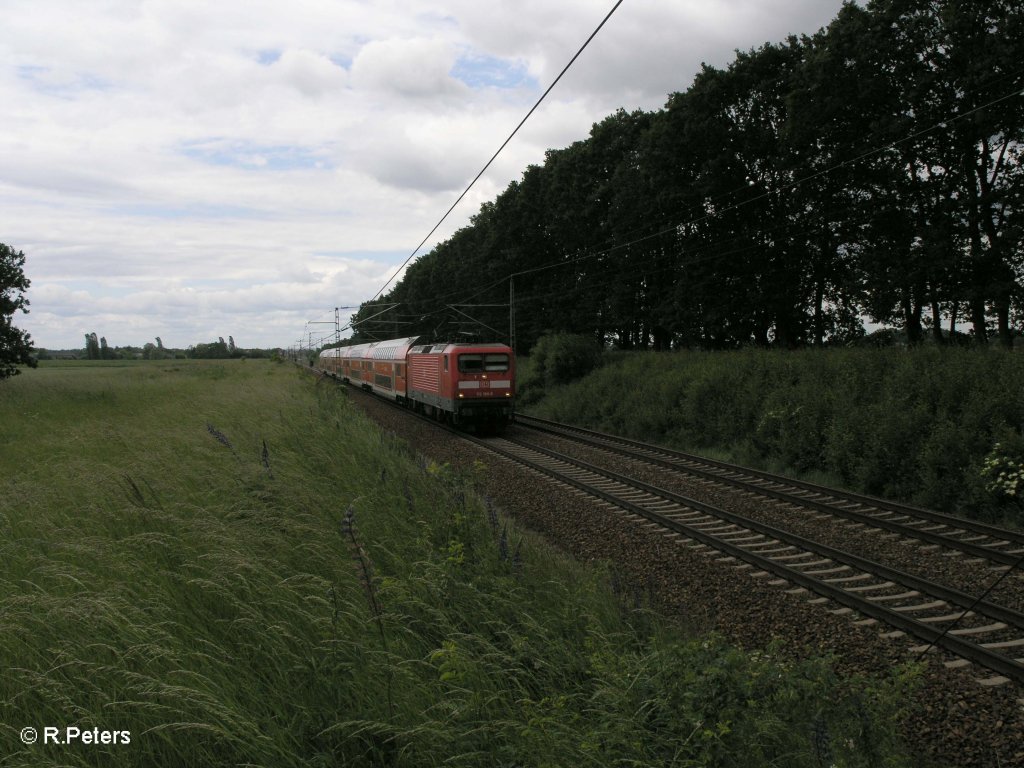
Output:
310,38,1023,348
371,78,1024,330
367,0,627,304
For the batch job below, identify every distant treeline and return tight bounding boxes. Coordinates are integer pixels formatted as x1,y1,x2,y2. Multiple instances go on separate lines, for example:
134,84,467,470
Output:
350,0,1022,352
36,334,275,360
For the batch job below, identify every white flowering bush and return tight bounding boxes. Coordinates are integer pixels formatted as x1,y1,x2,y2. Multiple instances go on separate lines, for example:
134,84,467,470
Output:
981,440,1024,500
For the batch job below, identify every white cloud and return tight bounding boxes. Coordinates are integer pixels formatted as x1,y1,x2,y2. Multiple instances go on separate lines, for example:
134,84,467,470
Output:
0,0,851,350
350,37,467,100
273,49,349,98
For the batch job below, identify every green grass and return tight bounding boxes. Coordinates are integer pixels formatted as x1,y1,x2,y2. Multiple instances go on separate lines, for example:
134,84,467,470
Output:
0,359,914,766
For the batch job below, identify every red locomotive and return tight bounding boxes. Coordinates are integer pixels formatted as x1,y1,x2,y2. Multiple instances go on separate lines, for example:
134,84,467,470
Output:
319,336,515,429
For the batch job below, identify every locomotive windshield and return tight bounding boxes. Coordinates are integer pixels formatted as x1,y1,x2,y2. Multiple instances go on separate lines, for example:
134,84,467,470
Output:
458,353,509,373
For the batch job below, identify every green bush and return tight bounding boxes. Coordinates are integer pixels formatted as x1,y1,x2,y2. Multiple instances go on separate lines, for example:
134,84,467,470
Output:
981,434,1024,510
518,332,605,404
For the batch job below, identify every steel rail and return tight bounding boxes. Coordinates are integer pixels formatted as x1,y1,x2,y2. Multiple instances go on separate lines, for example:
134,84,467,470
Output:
504,436,1024,632
515,414,1024,562
324,374,1024,683
471,434,1024,685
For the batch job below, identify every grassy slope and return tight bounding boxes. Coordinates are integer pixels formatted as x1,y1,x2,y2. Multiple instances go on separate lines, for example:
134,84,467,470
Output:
525,347,1024,525
0,360,911,767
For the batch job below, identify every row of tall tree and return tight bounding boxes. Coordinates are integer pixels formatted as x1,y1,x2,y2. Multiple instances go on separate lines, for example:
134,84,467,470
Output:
188,336,238,359
83,332,117,360
79,334,258,360
347,0,1022,352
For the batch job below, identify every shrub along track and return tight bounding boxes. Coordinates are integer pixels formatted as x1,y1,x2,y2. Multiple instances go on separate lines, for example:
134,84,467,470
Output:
328,377,1024,767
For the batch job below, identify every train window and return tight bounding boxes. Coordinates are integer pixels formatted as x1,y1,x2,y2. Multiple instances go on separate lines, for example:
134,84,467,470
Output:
458,354,483,373
484,354,509,372
443,355,448,372
458,354,509,372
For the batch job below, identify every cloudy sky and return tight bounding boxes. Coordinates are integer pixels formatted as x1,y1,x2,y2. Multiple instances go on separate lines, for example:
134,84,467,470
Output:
2,0,849,352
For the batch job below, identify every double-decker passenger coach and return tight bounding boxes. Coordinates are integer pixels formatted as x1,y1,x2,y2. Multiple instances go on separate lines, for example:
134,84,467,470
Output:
319,336,515,431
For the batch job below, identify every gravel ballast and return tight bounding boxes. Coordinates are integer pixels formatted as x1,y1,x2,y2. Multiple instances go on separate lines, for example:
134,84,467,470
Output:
337,381,1024,768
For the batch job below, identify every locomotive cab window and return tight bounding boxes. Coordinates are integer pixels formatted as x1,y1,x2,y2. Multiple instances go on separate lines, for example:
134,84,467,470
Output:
484,354,509,372
457,354,483,373
458,354,509,373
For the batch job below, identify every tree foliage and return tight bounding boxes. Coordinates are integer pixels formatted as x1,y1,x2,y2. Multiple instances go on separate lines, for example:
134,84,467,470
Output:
347,0,1023,353
519,332,606,404
84,332,100,360
0,243,36,380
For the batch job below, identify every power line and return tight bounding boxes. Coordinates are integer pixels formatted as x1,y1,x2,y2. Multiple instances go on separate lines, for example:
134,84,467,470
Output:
314,41,1023,347
368,0,627,304
320,75,1020,348
399,79,1024,319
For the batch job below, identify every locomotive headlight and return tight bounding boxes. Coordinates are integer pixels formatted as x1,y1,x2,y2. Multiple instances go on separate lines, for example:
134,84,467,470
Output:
458,393,465,398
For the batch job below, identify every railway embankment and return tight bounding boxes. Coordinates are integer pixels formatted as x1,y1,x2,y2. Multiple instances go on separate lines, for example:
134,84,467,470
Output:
347,379,1024,768
521,344,1024,529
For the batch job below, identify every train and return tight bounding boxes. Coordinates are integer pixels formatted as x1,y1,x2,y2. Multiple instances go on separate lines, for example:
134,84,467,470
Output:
318,336,515,430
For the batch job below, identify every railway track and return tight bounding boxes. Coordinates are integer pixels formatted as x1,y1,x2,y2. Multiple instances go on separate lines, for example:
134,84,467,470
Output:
515,413,1024,568
328,374,1024,763
475,431,1024,687
327,378,1024,687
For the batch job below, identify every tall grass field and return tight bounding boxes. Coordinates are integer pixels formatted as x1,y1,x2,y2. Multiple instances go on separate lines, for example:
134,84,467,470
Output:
0,359,912,766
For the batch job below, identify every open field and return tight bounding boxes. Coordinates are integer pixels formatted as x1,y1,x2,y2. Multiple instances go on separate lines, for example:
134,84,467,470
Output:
0,360,912,766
